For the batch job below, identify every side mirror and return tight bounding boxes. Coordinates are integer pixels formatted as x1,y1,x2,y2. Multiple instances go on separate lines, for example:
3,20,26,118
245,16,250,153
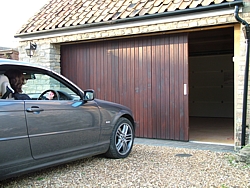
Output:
83,89,95,101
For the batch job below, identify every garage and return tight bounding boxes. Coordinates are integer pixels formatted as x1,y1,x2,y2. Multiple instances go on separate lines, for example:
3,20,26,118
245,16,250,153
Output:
61,26,234,144
14,0,249,148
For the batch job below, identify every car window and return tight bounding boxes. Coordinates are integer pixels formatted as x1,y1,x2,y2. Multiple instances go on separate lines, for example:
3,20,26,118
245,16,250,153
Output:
23,73,80,101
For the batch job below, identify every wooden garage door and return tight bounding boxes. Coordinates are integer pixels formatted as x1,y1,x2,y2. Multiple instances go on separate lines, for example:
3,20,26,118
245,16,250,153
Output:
61,33,189,141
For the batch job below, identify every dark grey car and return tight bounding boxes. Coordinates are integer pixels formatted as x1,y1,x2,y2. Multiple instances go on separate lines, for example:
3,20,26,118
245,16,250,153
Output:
0,58,136,181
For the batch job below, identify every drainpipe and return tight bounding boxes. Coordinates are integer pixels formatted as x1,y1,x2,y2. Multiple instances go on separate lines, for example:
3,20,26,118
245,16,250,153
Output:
234,6,250,147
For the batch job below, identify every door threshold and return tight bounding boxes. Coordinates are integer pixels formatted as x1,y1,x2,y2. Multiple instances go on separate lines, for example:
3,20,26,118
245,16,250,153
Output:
189,140,234,146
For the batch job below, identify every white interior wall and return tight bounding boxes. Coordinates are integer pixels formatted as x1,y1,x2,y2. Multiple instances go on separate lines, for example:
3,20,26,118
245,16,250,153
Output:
189,54,234,118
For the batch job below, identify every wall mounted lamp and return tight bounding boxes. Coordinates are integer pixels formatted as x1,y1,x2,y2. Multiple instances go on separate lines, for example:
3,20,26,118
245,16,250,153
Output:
25,42,37,58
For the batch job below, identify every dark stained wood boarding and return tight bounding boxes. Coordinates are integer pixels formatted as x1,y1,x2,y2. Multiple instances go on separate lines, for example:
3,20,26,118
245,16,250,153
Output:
61,33,189,141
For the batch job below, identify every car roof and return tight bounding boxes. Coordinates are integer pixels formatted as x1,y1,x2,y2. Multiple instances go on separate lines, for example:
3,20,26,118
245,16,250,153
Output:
0,58,50,71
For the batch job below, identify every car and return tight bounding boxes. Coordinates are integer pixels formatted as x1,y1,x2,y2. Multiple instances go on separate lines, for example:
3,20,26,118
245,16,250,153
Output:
0,58,136,181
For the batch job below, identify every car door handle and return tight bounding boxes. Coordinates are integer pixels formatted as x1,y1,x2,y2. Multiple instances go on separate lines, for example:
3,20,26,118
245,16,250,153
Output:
26,106,44,113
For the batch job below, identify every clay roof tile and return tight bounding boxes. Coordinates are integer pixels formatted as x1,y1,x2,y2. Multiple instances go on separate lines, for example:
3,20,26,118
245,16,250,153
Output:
16,0,238,34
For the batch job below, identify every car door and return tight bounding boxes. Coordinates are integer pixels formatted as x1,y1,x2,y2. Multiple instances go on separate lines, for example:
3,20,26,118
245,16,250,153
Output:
24,73,101,160
0,100,32,176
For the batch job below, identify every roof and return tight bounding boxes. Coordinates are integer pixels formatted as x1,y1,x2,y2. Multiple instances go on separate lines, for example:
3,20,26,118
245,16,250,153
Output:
17,0,240,35
0,58,57,76
0,47,12,51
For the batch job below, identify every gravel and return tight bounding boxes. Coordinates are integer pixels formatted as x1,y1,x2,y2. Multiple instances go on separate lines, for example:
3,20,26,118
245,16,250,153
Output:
0,144,249,188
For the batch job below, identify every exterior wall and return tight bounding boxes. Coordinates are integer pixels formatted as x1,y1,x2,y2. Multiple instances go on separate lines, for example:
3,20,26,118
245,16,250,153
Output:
234,7,250,149
244,3,250,147
18,43,61,73
234,24,249,149
18,11,250,149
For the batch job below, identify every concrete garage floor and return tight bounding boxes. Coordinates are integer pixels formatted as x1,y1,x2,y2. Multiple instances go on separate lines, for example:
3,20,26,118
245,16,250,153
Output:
189,117,234,146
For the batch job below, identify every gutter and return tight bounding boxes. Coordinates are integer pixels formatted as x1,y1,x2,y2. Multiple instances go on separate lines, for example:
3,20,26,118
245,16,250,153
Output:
15,1,244,38
234,6,250,147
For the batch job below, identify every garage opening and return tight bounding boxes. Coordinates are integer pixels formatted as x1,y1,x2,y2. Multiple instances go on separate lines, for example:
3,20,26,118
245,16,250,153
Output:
188,27,234,145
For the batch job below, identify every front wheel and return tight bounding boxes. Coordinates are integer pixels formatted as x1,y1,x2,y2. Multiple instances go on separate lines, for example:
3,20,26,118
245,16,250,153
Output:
105,118,134,159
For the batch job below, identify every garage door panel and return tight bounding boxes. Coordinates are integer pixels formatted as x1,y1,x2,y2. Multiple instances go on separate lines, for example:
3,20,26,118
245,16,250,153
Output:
61,33,189,141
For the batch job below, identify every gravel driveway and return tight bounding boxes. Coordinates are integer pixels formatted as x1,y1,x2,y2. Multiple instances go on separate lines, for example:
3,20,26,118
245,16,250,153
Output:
0,144,249,188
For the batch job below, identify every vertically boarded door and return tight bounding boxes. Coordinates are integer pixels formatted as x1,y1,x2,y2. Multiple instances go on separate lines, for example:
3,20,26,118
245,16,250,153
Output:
61,33,189,141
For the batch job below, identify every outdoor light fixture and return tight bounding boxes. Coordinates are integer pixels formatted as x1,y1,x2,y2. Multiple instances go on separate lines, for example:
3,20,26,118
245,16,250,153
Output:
25,42,37,58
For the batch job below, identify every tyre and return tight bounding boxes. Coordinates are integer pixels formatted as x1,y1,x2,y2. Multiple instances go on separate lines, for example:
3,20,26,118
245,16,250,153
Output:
105,117,134,159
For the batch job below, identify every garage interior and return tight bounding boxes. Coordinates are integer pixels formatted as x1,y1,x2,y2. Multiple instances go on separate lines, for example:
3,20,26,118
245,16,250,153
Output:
188,27,234,145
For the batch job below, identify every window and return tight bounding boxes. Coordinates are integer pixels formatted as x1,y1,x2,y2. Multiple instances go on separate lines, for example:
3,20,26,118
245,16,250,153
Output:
24,73,80,100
